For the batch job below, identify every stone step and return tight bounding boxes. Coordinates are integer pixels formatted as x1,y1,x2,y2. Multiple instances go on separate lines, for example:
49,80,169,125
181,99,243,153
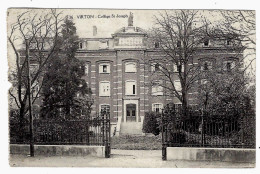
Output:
119,122,143,135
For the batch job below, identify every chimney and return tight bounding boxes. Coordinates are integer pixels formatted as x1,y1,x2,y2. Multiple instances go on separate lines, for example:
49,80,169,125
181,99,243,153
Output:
93,26,97,36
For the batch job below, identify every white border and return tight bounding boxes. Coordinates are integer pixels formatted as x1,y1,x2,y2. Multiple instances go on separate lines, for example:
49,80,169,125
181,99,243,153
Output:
1,0,259,173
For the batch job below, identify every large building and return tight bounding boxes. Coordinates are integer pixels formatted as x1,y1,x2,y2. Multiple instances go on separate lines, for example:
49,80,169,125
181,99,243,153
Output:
74,15,243,136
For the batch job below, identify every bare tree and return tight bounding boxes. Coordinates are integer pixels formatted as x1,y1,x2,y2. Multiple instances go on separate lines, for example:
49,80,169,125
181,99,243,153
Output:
148,10,209,114
216,10,255,83
8,9,64,140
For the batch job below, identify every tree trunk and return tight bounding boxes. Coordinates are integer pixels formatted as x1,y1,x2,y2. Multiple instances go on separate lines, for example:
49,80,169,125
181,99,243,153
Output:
18,103,26,142
182,90,188,118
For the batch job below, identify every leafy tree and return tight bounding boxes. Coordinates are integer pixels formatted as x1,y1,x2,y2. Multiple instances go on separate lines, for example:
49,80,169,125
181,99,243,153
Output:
41,18,93,119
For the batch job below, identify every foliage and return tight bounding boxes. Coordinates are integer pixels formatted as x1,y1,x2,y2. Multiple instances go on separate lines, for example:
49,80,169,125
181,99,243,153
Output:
41,18,93,119
197,67,254,114
142,112,160,135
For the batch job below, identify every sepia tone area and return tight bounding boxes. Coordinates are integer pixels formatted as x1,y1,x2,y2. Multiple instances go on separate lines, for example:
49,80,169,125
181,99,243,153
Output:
7,9,256,167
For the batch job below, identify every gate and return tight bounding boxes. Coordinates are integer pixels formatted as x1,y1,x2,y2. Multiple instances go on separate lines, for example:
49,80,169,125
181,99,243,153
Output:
161,108,255,160
10,111,111,158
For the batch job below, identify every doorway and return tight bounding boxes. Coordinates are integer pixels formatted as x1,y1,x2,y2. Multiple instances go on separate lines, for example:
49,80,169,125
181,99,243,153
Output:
126,104,136,122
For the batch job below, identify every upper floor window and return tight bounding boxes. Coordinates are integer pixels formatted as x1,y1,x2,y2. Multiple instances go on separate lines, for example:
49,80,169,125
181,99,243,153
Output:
173,63,184,73
201,61,213,71
29,64,39,76
152,103,163,113
84,63,89,75
99,81,110,96
177,40,181,48
125,80,136,95
125,62,137,73
152,80,163,96
99,40,109,49
151,63,160,72
99,63,110,73
174,80,182,92
226,38,232,46
155,42,160,48
223,60,236,71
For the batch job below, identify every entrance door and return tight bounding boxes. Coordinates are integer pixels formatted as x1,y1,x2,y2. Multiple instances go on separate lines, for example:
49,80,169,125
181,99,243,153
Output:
126,104,136,122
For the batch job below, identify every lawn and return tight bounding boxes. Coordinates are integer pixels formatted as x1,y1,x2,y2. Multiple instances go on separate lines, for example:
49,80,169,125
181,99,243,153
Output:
111,135,162,150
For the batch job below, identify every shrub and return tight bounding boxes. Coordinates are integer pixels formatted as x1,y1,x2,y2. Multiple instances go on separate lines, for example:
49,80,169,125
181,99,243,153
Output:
143,112,160,135
168,131,186,144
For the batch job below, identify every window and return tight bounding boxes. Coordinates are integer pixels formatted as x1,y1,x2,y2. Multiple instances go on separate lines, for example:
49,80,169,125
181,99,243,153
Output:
31,81,39,97
151,63,160,72
84,64,89,75
155,42,160,48
99,63,110,73
152,81,163,96
174,104,182,112
29,64,39,76
223,60,236,71
100,104,110,113
177,40,181,47
79,42,83,49
152,103,163,113
227,39,231,46
125,80,136,95
201,61,213,71
125,62,137,72
99,81,110,96
173,63,184,73
204,39,209,47
99,40,109,49
174,80,182,91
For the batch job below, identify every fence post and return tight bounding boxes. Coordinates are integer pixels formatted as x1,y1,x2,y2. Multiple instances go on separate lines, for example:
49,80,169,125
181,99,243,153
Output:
201,109,205,147
105,111,111,158
162,109,167,160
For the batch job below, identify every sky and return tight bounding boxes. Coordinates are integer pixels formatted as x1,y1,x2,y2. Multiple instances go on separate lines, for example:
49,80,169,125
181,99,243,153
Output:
6,9,255,75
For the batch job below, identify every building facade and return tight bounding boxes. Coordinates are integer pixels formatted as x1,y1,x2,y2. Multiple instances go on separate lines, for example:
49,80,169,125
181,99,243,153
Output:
74,17,243,135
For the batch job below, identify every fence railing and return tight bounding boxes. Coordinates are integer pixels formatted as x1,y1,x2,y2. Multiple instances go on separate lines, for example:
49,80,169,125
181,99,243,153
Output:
10,112,111,157
161,109,255,160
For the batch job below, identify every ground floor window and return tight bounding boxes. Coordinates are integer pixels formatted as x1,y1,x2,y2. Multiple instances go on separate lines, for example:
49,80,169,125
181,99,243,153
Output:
100,104,110,113
152,103,163,113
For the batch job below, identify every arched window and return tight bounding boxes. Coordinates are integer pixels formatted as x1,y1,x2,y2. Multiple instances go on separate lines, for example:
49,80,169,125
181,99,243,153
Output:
125,62,137,72
99,63,110,73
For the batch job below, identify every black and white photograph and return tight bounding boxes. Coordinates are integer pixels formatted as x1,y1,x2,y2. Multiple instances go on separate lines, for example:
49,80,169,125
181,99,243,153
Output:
2,1,257,169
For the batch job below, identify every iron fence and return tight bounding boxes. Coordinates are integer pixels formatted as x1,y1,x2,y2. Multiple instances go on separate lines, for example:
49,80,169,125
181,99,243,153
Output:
10,112,111,157
161,108,255,160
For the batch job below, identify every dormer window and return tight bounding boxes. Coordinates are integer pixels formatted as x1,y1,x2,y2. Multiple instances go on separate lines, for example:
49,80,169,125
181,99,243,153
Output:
226,39,231,46
155,42,160,48
204,39,209,47
79,42,83,49
155,63,160,71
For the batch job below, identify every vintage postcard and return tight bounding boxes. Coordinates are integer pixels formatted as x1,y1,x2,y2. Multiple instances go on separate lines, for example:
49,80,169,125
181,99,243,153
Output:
7,8,256,167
